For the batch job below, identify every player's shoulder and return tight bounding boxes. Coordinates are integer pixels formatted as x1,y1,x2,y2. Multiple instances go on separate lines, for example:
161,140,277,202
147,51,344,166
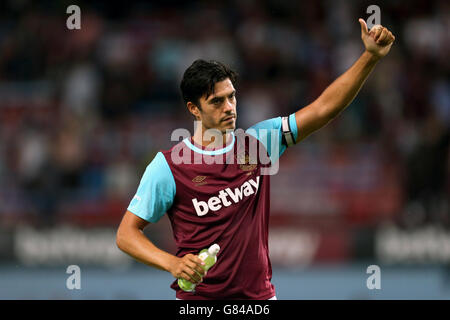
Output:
144,150,171,172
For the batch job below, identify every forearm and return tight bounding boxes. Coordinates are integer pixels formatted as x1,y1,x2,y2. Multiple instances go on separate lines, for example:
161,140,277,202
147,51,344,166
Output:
116,227,176,273
317,50,380,119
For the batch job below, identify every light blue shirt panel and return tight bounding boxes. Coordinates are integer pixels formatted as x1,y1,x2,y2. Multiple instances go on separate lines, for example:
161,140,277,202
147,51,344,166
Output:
127,152,176,223
245,113,298,164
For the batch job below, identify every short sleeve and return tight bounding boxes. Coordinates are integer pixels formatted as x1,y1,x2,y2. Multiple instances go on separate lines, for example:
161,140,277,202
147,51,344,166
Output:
127,152,176,223
245,113,298,164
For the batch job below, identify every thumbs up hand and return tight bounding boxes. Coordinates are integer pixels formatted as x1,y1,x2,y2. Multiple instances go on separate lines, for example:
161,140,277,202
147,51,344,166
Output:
359,18,395,58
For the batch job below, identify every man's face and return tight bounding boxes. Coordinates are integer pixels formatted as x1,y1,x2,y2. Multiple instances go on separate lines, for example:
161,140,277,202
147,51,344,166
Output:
194,78,237,134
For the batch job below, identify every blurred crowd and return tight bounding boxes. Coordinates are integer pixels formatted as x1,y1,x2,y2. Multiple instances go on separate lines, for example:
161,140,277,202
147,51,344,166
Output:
0,0,448,229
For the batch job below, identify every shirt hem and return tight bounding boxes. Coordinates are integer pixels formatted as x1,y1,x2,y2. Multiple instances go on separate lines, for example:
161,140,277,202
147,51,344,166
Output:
175,290,276,300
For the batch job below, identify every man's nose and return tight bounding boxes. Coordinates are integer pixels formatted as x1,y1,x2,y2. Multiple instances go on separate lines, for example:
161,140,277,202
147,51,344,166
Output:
223,99,234,112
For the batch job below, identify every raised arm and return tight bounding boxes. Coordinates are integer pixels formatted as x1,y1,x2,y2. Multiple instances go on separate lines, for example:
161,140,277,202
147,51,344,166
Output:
294,19,395,143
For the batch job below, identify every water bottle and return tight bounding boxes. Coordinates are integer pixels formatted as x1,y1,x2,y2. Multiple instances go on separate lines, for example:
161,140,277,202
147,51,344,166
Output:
178,243,220,292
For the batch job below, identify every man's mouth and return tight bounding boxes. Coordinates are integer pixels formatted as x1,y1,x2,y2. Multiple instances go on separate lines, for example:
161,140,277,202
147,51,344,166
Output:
222,116,235,122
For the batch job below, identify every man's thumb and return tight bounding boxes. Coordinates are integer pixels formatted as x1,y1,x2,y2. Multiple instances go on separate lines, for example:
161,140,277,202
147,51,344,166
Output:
359,18,368,35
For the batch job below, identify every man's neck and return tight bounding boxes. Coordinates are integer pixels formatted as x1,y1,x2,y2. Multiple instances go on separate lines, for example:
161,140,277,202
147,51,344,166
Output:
192,127,232,148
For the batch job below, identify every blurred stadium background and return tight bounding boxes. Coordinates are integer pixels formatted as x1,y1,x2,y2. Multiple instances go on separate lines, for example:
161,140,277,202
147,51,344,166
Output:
0,0,448,299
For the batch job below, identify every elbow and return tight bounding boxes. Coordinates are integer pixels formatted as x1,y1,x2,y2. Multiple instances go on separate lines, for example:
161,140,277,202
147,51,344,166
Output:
309,99,334,125
116,211,147,253
115,226,127,252
318,101,344,123
326,108,343,121
115,232,123,251
316,105,335,126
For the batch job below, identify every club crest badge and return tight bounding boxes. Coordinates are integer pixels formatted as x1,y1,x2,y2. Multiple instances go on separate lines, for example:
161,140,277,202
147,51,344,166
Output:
237,151,257,172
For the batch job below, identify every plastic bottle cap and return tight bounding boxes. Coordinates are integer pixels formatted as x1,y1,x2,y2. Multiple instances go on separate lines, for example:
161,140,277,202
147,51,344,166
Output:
208,244,220,256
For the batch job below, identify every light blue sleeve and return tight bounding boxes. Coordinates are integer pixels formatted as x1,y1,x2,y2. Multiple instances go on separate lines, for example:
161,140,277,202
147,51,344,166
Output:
127,152,176,223
245,113,298,164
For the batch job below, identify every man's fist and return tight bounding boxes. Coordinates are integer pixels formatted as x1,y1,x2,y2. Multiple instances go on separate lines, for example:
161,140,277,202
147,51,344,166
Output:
169,253,206,284
359,19,395,58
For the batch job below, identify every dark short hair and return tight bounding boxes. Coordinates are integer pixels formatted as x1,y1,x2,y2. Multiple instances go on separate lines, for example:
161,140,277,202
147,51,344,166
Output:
180,59,238,107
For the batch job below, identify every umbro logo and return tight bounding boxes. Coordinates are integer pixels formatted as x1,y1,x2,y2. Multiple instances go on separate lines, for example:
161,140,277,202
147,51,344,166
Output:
192,175,208,186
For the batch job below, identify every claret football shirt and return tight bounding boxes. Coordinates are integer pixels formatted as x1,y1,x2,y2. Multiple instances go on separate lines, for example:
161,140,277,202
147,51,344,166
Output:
127,113,298,300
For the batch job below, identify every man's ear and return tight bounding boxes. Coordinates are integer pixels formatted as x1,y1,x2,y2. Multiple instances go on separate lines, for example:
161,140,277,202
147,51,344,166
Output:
187,101,201,120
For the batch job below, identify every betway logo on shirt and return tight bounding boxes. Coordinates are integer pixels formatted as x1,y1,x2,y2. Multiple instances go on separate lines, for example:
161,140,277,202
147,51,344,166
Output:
192,176,260,216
